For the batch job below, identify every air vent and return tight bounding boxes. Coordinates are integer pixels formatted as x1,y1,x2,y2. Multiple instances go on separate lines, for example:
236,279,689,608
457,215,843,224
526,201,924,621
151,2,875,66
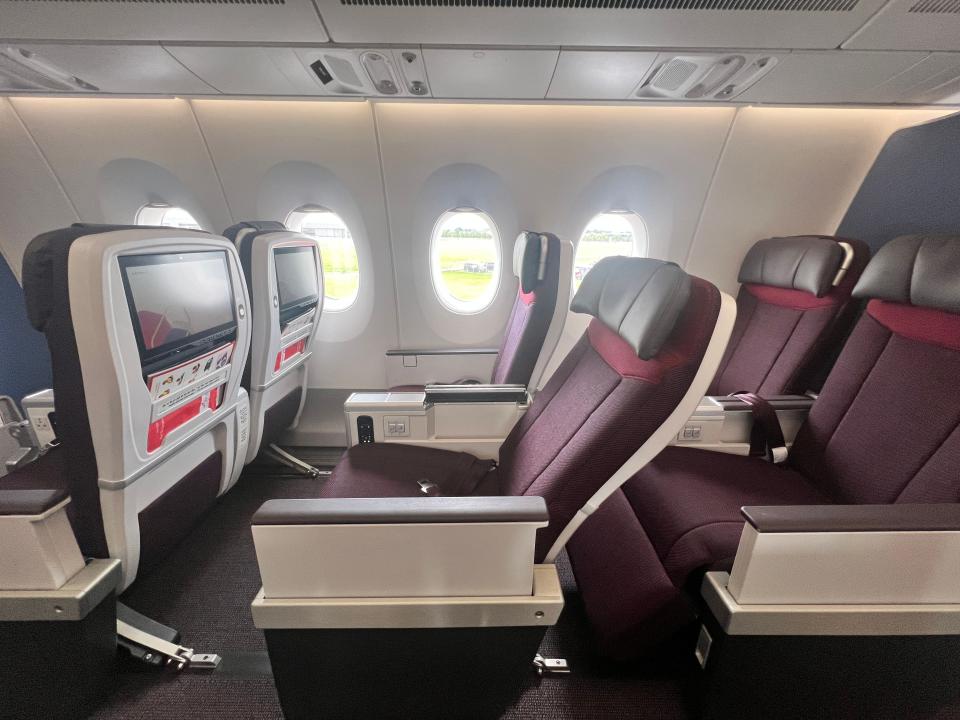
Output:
908,0,960,12
6,0,284,4
341,0,858,10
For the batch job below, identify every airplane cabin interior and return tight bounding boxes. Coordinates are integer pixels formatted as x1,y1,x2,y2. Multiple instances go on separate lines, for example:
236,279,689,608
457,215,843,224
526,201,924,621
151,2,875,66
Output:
1,1,959,718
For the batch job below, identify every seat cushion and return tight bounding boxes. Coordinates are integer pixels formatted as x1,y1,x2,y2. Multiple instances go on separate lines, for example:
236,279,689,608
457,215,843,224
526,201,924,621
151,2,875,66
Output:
319,443,498,499
622,446,831,585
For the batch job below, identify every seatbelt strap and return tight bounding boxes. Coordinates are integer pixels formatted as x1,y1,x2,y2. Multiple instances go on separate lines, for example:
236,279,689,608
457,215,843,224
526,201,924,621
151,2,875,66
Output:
732,393,788,464
542,291,737,564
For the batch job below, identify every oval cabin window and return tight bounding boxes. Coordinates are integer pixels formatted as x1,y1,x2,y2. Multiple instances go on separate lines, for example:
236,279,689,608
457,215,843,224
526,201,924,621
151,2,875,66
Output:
574,212,648,290
287,208,360,312
135,204,202,230
430,209,501,314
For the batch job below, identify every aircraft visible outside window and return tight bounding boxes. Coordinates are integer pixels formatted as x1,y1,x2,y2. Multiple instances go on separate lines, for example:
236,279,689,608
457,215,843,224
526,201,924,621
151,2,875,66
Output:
430,209,500,314
135,204,202,230
574,212,648,290
287,208,359,311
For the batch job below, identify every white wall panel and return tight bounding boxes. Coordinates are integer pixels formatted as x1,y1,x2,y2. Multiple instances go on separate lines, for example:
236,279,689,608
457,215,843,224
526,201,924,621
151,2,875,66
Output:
9,98,233,233
0,99,80,279
375,103,735,370
190,99,397,393
685,107,952,296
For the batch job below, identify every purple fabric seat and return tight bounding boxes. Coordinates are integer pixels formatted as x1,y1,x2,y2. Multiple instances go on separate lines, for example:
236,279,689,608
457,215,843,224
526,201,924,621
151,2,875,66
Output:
390,232,561,390
323,256,723,563
709,235,869,396
568,234,960,660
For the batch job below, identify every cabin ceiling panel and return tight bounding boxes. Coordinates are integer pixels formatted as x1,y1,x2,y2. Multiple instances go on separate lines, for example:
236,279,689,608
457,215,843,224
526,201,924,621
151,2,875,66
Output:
546,51,660,100
11,44,217,95
867,53,960,103
737,51,928,103
0,0,328,42
843,0,960,51
314,0,889,49
0,98,79,278
422,50,560,99
684,106,952,296
190,99,397,386
164,46,324,96
8,97,233,231
374,102,735,349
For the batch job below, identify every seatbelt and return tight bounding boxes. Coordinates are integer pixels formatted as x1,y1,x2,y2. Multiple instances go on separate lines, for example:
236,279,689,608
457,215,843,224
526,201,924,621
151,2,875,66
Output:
542,291,737,564
731,393,788,464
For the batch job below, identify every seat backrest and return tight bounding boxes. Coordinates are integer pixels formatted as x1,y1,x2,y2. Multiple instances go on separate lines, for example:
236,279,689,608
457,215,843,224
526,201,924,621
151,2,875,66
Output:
489,232,562,386
8,224,251,588
710,235,869,396
223,221,324,462
497,256,725,561
790,235,960,505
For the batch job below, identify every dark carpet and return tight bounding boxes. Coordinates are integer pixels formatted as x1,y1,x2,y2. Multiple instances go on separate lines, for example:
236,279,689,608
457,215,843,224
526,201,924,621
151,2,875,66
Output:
87,461,699,720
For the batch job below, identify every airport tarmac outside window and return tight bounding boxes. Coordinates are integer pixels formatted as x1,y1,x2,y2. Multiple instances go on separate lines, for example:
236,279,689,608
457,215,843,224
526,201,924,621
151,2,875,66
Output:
287,207,360,312
574,212,648,290
430,209,501,314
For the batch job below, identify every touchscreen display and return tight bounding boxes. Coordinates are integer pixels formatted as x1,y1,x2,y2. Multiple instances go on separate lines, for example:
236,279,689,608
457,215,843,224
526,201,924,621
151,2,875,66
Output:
274,246,320,312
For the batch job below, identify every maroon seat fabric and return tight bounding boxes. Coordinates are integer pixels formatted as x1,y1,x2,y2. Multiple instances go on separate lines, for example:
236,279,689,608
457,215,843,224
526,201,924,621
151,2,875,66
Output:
568,234,960,660
322,258,722,563
389,232,561,390
709,236,869,396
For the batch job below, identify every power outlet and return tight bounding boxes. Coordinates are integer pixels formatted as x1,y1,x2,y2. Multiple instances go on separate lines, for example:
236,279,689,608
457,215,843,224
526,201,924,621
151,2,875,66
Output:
383,416,410,437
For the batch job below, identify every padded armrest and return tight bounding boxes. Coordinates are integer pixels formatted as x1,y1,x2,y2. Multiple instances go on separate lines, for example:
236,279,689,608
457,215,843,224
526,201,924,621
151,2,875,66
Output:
425,384,528,404
0,488,70,516
253,496,548,526
386,348,499,356
709,395,815,412
742,503,960,533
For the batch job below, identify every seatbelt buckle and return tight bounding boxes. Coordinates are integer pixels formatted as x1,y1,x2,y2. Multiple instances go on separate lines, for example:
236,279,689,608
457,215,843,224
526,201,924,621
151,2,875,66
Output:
533,654,570,676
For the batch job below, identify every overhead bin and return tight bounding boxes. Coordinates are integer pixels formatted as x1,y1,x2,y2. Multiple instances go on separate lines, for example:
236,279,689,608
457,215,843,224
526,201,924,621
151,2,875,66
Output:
0,0,328,42
314,0,890,49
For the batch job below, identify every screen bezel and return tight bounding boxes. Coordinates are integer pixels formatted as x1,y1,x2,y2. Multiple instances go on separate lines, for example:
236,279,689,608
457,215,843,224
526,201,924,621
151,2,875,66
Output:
119,250,238,377
274,245,320,325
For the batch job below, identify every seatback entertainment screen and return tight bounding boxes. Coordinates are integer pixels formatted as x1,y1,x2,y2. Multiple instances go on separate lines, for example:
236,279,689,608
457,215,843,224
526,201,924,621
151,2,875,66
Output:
119,251,236,374
274,246,320,324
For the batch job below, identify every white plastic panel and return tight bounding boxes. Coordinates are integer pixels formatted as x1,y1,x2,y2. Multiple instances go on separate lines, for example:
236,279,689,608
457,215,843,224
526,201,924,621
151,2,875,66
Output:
163,46,324,96
865,52,960,102
11,45,216,95
843,0,960,51
738,51,928,103
547,51,659,99
0,98,79,278
0,0,329,42
422,49,559,99
315,0,889,49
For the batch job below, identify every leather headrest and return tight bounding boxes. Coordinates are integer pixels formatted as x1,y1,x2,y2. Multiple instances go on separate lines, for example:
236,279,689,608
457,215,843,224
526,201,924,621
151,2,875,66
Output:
739,236,847,298
223,220,287,244
513,232,548,294
571,256,691,360
853,235,960,314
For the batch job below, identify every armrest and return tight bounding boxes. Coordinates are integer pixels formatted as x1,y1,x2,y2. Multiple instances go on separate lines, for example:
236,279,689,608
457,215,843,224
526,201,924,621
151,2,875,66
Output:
386,348,499,356
424,384,528,404
728,502,960,605
709,394,815,412
252,496,549,600
742,503,960,533
0,488,70,516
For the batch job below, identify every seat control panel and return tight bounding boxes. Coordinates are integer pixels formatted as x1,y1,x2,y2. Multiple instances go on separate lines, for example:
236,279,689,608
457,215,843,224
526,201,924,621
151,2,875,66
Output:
357,416,375,444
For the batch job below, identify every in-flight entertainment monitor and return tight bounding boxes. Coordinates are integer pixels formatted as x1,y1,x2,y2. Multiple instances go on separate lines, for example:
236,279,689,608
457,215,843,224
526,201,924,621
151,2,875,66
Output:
274,246,320,324
119,250,237,374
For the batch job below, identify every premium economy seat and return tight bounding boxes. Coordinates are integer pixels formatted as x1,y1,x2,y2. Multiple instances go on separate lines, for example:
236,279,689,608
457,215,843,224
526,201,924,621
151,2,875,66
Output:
392,231,562,390
320,256,735,562
1,224,251,589
223,221,324,463
709,235,869,396
567,234,960,659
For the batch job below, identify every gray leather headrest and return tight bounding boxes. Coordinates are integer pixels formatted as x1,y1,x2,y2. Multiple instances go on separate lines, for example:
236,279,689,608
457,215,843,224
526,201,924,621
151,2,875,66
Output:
513,231,546,293
571,256,691,360
739,236,846,298
853,234,960,314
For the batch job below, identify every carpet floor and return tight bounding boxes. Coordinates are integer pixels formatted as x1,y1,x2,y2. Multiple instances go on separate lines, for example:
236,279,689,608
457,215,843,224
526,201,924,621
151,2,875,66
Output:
86,461,700,720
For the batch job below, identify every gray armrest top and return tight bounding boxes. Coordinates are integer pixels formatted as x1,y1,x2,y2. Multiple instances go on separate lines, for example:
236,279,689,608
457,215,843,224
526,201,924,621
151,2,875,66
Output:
252,496,549,526
385,348,500,356
710,395,815,412
0,488,69,516
742,503,960,533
